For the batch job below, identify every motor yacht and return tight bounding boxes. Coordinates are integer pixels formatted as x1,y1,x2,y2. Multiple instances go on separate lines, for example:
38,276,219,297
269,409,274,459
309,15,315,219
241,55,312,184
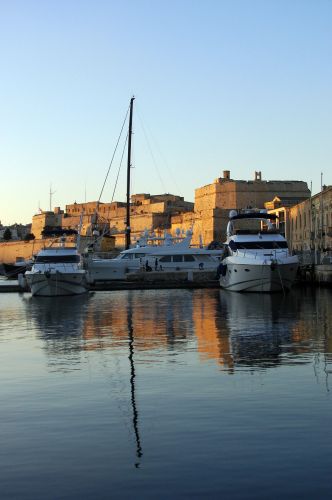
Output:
219,210,298,292
85,229,223,281
25,239,87,296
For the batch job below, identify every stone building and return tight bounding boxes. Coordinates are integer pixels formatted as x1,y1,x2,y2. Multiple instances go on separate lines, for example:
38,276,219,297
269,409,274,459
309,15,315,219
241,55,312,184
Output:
171,171,310,246
264,195,310,244
264,186,332,260
288,186,332,259
65,193,194,247
29,174,312,250
31,207,64,239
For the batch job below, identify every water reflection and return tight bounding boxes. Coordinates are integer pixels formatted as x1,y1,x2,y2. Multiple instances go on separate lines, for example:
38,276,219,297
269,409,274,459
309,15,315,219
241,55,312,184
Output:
127,295,143,467
81,290,195,353
3,287,332,498
219,292,298,370
22,294,91,372
193,288,332,372
21,288,332,375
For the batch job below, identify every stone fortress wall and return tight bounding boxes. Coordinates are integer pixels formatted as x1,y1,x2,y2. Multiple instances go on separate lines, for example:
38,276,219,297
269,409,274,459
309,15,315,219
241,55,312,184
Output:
0,170,314,262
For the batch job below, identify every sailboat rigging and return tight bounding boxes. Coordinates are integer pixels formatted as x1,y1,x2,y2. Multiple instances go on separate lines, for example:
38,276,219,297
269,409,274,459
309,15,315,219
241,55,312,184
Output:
125,96,135,250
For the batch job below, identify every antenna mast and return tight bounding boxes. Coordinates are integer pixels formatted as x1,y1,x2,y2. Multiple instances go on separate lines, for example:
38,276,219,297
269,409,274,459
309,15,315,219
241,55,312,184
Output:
125,96,135,250
49,183,56,212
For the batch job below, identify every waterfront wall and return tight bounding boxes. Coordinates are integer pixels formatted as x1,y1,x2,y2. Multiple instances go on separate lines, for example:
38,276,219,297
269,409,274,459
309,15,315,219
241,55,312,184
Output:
0,236,95,263
0,239,52,263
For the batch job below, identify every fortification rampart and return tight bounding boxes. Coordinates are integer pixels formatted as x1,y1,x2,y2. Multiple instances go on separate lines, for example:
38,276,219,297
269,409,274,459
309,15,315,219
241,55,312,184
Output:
0,239,53,263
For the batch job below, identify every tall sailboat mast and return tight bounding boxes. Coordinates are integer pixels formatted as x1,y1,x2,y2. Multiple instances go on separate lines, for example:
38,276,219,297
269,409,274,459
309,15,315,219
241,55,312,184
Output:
125,96,135,250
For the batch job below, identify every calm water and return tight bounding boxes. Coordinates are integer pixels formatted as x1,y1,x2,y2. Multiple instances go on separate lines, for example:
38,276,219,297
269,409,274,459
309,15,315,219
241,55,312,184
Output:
0,287,332,499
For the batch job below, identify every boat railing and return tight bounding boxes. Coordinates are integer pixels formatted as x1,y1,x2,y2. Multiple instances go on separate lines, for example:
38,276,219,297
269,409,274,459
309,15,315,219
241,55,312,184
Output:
238,248,290,260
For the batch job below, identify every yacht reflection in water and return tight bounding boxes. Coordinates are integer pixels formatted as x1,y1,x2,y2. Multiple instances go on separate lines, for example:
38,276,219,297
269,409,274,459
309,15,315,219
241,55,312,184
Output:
217,292,296,370
193,289,329,371
22,294,91,372
20,288,332,465
23,292,144,467
23,288,332,376
215,289,332,371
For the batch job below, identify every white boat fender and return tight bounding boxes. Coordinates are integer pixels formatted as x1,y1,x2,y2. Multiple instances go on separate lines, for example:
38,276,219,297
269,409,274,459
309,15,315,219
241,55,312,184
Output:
18,273,27,290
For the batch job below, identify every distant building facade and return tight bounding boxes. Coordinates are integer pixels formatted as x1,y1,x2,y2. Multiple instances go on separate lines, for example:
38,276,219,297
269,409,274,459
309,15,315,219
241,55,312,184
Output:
0,223,32,241
28,173,313,250
31,207,64,239
28,194,194,248
171,171,310,246
288,186,332,257
265,186,332,260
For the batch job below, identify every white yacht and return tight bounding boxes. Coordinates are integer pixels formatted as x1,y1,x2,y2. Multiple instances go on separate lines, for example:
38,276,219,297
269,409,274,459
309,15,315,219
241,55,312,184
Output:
25,240,87,297
219,210,298,292
85,230,223,281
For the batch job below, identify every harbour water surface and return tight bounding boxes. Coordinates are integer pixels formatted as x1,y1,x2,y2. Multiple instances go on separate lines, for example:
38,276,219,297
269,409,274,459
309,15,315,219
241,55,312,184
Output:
1,287,332,499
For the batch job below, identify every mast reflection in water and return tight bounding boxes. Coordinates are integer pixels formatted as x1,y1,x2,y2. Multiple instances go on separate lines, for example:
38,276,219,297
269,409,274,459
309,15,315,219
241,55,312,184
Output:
0,288,332,499
127,295,143,467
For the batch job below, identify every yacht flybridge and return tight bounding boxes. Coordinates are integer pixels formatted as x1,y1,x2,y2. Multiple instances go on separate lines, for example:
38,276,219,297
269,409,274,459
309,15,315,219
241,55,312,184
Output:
219,210,298,292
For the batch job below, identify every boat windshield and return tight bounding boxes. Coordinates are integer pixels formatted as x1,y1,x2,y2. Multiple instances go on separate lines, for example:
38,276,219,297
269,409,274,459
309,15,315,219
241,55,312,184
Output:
229,241,288,250
36,255,80,263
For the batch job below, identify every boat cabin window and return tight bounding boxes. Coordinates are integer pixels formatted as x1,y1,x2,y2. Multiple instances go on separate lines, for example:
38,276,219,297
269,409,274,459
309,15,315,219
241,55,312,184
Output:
36,255,80,263
159,255,172,262
195,254,212,261
134,253,146,258
121,253,133,260
230,241,288,250
159,254,199,263
173,255,183,262
184,255,195,262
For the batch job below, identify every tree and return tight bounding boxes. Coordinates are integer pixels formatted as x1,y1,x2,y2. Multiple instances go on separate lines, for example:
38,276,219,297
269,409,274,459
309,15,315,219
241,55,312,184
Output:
3,228,12,241
24,233,35,241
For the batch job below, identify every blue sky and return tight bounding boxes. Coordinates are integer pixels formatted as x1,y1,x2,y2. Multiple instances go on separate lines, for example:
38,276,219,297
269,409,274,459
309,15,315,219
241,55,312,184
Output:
1,0,331,224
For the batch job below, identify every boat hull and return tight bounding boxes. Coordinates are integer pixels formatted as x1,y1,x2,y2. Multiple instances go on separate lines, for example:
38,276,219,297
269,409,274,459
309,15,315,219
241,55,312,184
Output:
25,271,87,297
85,255,221,282
86,259,129,281
219,260,298,292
